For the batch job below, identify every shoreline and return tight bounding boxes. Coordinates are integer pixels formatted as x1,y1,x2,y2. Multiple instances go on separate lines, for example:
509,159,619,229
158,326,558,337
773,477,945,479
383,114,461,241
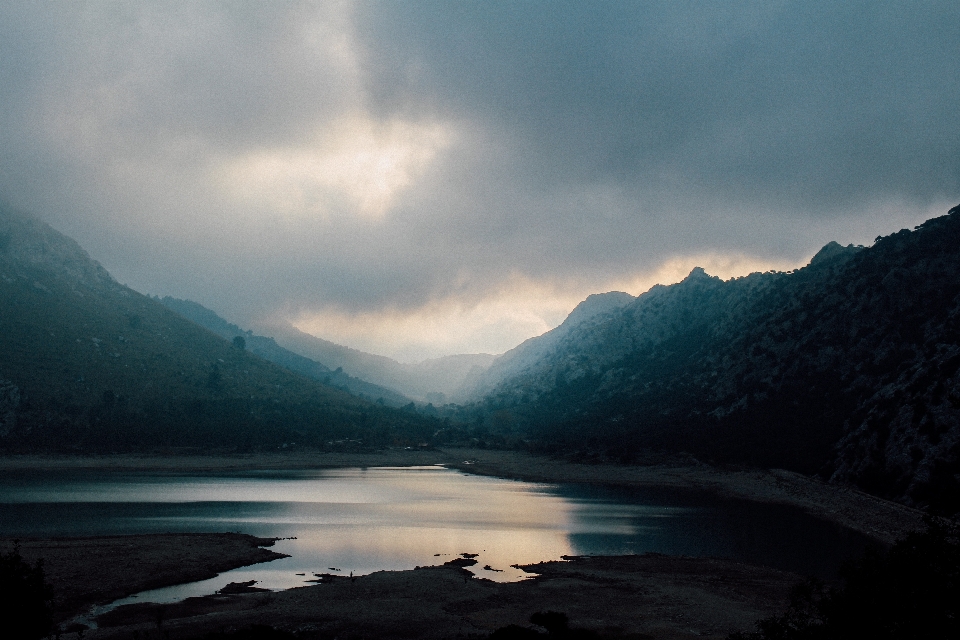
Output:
1,447,927,544
0,449,933,638
86,551,802,640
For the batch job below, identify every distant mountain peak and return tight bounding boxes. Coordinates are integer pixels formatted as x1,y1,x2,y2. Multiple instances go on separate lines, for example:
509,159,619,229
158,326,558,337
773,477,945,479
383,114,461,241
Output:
681,266,718,283
809,241,862,266
562,291,635,328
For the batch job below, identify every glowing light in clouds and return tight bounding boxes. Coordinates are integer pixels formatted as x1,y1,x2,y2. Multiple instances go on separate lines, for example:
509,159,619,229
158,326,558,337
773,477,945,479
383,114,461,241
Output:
3,3,955,360
220,117,454,219
293,252,801,362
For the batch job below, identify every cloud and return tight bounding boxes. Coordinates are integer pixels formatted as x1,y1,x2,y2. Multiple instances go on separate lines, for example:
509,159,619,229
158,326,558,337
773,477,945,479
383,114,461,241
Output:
0,1,958,360
292,253,801,362
218,116,454,220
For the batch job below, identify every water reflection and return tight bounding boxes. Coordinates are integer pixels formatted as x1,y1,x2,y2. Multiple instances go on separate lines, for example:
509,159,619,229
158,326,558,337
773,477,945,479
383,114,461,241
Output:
0,466,575,586
0,465,875,606
557,483,874,579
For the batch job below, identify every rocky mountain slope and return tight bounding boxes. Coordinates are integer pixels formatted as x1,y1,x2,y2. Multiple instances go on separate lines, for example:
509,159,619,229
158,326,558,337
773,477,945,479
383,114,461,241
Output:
157,297,411,407
473,206,960,515
462,291,635,399
0,204,436,451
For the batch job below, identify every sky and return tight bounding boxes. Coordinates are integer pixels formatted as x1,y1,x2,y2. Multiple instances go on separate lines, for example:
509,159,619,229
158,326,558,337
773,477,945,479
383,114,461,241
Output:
1,1,958,362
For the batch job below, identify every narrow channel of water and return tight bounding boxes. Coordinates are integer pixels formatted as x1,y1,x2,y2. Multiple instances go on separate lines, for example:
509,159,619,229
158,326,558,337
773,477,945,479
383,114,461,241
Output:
0,465,875,610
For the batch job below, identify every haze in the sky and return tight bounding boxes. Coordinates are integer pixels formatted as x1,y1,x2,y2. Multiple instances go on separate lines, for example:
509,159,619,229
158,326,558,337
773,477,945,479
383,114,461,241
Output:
1,1,957,361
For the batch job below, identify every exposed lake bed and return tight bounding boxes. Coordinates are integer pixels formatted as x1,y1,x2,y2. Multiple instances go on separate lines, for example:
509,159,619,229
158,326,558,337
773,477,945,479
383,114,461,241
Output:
0,448,928,639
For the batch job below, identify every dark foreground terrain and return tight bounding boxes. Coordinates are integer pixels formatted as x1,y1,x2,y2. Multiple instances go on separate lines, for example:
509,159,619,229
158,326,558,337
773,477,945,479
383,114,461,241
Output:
89,553,798,640
2,533,286,624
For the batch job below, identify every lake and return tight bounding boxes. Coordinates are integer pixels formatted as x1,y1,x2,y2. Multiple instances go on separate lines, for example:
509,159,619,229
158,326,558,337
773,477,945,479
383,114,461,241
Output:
0,465,874,606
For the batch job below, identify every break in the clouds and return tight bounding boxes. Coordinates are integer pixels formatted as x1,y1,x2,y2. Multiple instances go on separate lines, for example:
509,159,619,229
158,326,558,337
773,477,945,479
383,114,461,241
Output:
1,1,958,361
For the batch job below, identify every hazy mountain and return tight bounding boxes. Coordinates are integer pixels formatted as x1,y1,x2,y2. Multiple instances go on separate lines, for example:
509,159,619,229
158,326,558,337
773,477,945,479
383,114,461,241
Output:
0,203,436,451
263,322,496,403
157,297,411,407
461,291,636,399
264,291,636,405
473,206,960,515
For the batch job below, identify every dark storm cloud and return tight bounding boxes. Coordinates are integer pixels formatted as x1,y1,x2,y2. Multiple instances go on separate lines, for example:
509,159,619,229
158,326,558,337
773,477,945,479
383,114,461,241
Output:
361,0,959,210
0,1,958,358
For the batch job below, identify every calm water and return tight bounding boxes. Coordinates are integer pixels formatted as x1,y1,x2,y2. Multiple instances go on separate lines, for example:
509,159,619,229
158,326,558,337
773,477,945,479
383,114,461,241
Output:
0,465,874,607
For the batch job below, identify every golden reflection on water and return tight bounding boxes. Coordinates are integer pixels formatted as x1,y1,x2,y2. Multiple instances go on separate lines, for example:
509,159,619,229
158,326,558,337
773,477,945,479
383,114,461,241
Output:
267,467,576,583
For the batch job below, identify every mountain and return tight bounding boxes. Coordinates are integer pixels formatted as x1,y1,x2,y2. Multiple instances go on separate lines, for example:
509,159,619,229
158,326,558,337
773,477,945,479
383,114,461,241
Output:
0,203,436,451
462,291,635,398
156,297,411,407
471,206,960,515
262,323,496,403
264,292,636,405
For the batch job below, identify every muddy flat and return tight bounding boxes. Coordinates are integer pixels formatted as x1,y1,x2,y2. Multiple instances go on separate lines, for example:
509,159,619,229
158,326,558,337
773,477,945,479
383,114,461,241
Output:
87,553,799,640
1,533,286,623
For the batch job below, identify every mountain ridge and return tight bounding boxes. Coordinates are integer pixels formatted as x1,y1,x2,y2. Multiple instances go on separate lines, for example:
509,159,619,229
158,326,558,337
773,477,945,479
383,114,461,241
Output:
157,296,411,407
461,291,636,399
468,206,960,514
0,203,436,451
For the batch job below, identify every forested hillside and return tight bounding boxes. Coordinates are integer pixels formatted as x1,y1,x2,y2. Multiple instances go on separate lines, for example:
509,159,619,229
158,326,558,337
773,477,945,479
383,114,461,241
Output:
0,204,437,451
470,205,960,514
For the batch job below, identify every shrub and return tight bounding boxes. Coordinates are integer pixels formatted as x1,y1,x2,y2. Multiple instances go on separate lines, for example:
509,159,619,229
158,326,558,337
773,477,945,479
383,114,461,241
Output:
731,518,960,640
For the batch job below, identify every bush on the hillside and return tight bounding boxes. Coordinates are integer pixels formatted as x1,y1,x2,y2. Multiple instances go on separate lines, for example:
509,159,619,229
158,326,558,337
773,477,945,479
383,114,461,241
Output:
0,544,54,640
730,518,960,640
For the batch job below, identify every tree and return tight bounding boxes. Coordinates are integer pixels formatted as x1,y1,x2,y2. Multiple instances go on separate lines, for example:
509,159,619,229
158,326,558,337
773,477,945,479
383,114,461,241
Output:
0,544,54,640
232,335,246,350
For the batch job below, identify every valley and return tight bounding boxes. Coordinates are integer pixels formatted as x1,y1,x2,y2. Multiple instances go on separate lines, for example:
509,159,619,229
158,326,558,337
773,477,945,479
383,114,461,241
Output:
1,203,957,639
